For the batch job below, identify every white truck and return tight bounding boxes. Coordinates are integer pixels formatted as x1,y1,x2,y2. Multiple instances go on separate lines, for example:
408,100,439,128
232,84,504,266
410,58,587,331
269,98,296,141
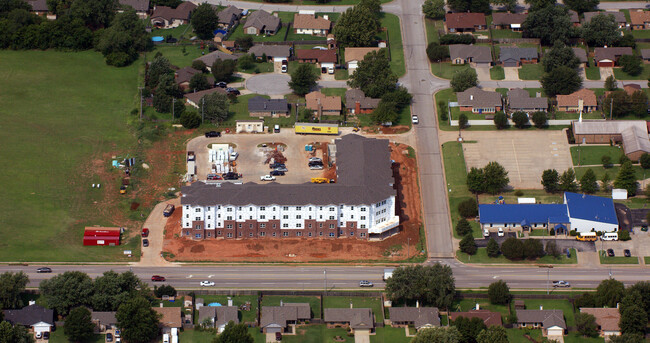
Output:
383,268,395,281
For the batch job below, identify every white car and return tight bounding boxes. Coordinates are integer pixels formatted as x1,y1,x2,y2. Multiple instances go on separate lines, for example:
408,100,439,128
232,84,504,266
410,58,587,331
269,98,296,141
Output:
309,157,322,162
281,64,287,73
552,280,571,287
359,280,373,287
230,152,238,161
497,228,504,237
200,281,215,287
309,165,323,170
411,115,419,124
260,175,276,181
483,229,490,237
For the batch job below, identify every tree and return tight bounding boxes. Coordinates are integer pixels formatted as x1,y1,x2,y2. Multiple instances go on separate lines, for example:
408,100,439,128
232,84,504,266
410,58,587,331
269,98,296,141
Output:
580,168,598,194
483,161,509,194
440,34,475,45
192,60,207,72
358,0,382,16
501,237,524,260
531,111,547,128
620,304,647,335
202,91,230,124
191,3,218,40
470,0,491,14
385,264,456,309
467,167,486,194
214,321,254,343
238,54,255,70
211,59,237,82
491,0,516,11
147,55,174,88
460,234,477,255
476,326,508,343
640,153,650,169
348,50,397,98
511,111,529,129
96,9,150,67
574,312,598,337
629,90,648,118
493,112,509,129
235,36,254,51
559,168,578,192
619,55,642,76
286,63,317,96
456,218,472,236
602,91,632,119
487,238,500,257
65,307,95,342
541,169,560,193
458,113,469,129
189,73,211,92
422,0,445,19
426,42,449,62
604,75,618,91
91,270,143,312
116,297,160,343
180,110,201,129
574,292,597,309
523,239,543,259
154,74,183,113
627,282,650,314
0,272,28,309
564,0,599,14
608,334,646,343
458,198,478,218
523,6,574,45
447,0,470,12
614,161,639,196
381,87,413,111
545,241,560,258
524,0,556,11
450,69,478,92
541,66,582,97
0,320,35,343
601,172,611,191
602,155,613,168
152,0,182,7
488,280,512,305
542,41,581,73
371,100,399,124
453,316,487,343
595,278,625,308
154,285,177,298
412,327,461,343
582,14,620,47
333,5,379,47
70,0,117,29
40,271,93,316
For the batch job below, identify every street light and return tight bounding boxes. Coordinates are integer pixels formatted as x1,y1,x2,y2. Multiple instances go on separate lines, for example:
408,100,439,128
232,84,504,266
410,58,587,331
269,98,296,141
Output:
538,265,553,295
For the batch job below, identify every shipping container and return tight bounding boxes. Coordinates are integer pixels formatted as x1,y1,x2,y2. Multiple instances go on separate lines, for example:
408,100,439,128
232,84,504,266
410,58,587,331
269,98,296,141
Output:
294,123,339,135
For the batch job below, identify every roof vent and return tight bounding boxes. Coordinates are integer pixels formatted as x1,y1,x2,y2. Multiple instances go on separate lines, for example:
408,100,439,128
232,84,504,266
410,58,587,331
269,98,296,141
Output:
470,95,474,100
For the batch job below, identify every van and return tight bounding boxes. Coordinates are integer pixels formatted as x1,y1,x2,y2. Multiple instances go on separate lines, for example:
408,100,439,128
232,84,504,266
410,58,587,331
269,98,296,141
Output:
577,232,597,242
601,232,618,241
274,125,280,133
163,334,169,343
163,204,175,217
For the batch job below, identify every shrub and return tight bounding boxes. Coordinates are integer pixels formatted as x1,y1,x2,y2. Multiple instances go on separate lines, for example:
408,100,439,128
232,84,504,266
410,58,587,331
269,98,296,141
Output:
511,111,529,129
154,285,177,298
458,198,478,218
501,237,524,260
493,112,509,129
514,190,523,196
618,230,630,241
460,234,477,255
440,34,475,45
601,155,612,168
180,111,201,129
531,111,547,128
456,218,472,236
488,280,512,305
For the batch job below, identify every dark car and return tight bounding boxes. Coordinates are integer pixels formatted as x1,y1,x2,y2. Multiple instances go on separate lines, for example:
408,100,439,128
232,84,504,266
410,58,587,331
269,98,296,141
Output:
151,275,165,282
624,249,631,257
222,172,241,180
269,163,285,169
142,239,149,247
106,333,113,342
216,82,227,88
43,332,49,340
205,131,221,138
226,88,240,95
607,249,615,257
275,332,282,341
207,173,222,180
37,267,52,273
270,170,285,176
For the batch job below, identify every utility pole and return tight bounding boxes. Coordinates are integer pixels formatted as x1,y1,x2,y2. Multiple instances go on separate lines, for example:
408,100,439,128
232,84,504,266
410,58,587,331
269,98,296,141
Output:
138,87,143,121
202,97,205,124
323,270,327,293
539,265,553,295
609,98,613,120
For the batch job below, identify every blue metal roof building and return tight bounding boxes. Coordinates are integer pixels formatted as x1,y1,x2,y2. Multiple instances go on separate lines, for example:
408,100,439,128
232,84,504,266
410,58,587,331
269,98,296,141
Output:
564,192,619,233
478,204,570,226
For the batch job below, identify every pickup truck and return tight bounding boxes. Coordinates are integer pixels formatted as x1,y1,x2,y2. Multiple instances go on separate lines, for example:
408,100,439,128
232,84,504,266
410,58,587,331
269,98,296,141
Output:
260,175,276,181
163,204,175,217
552,280,571,287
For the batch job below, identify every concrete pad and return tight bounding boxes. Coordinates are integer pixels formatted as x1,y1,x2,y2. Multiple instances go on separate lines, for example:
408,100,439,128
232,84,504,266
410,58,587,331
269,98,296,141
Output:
475,67,491,81
354,330,371,343
600,67,614,81
504,67,519,81
246,74,291,95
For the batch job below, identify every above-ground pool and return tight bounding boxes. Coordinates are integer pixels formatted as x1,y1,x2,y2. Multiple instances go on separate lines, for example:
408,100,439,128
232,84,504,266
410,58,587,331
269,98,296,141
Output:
208,302,222,307
213,29,227,35
151,36,164,42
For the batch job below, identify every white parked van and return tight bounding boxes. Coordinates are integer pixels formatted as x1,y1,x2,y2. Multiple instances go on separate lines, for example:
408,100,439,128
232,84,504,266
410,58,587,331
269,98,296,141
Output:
601,232,618,241
163,334,170,343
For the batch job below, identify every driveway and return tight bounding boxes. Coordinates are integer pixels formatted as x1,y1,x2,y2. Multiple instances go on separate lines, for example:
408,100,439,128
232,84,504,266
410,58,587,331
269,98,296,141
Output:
503,67,519,81
600,67,614,81
354,330,370,343
246,74,291,95
136,199,178,266
475,66,491,81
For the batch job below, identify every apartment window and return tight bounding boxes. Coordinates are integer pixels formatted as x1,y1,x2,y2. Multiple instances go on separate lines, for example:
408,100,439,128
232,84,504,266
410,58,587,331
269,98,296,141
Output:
218,214,221,218
350,215,354,219
340,205,344,209
249,233,253,237
227,216,233,220
195,224,202,230
308,207,312,211
340,222,344,226
339,230,344,235
361,216,366,220
350,206,354,210
260,215,266,219
360,233,366,237
249,207,253,211
296,206,301,211
283,232,289,237
227,233,232,238
238,224,242,228
329,207,335,211
186,214,189,218
260,232,266,237
260,206,265,211
319,232,323,236
308,232,312,237
283,223,289,228
226,224,233,229
185,206,190,210
296,232,302,236
329,233,335,237
195,217,201,221
319,206,323,210
249,216,253,220
238,215,242,220
238,207,242,210
350,232,354,236
249,224,253,229
207,224,211,228
319,215,323,220
217,231,221,235
207,215,211,220
195,234,201,238
329,224,335,229
361,207,366,212
319,223,323,228
273,224,277,228
283,215,289,219
227,208,233,212
207,232,212,237
350,223,355,228
195,208,200,212
238,232,242,237
283,206,289,210
260,223,266,228
328,216,334,220
309,215,313,220
308,224,312,228
296,223,302,228
272,232,277,237
296,215,302,219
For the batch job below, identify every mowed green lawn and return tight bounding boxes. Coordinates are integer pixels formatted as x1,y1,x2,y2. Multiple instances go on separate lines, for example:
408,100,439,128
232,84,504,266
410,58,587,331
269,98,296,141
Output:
0,50,140,261
570,146,625,166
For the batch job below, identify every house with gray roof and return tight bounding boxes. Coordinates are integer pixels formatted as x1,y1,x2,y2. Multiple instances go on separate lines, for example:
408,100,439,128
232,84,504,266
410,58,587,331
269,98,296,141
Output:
457,87,502,113
569,10,580,26
641,49,650,61
249,45,291,61
260,303,311,333
198,306,239,332
175,67,215,91
449,45,492,67
324,308,374,333
91,311,117,333
594,47,633,67
572,47,588,65
244,10,281,35
119,0,149,18
3,304,54,336
346,89,380,114
27,0,48,15
583,11,627,28
217,5,242,29
507,88,548,113
491,13,527,30
248,96,289,117
389,307,440,331
194,50,240,71
515,309,566,337
499,47,538,67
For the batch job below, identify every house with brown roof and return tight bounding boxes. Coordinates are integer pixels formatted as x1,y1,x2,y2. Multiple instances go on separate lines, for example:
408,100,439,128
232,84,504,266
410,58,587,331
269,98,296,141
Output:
583,11,627,28
184,88,227,108
175,67,215,91
151,1,196,28
260,303,311,333
445,13,487,32
449,45,492,67
306,91,342,117
27,0,49,16
389,307,440,331
630,10,650,30
198,306,239,333
448,309,503,327
491,13,527,31
515,309,566,337
457,87,502,113
580,308,621,337
346,89,380,114
293,13,331,36
604,84,642,97
119,0,149,18
324,308,374,333
345,47,382,73
594,47,633,67
244,10,281,35
296,49,337,73
218,5,243,29
556,89,597,113
152,306,182,333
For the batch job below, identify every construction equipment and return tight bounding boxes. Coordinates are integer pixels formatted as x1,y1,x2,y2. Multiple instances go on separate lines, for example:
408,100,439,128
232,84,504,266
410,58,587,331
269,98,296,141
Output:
311,178,335,184
119,185,127,194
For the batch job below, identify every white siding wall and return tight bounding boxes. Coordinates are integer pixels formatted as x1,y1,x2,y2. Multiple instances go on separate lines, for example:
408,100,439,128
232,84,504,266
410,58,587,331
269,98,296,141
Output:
569,218,618,233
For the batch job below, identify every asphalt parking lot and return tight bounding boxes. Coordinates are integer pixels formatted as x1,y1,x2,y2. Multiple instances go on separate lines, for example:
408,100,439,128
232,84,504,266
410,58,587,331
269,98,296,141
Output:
245,74,291,95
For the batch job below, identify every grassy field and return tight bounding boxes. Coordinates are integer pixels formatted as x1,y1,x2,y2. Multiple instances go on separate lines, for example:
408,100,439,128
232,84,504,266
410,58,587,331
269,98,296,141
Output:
324,296,384,322
285,326,353,343
370,327,412,343
585,66,601,80
630,29,650,39
0,50,144,262
646,256,650,264
518,64,543,80
574,165,645,180
456,248,578,264
262,295,322,318
491,29,523,38
380,13,406,77
199,295,258,322
491,66,505,80
150,24,194,39
452,298,510,316
180,328,265,343
432,62,472,79
49,330,105,343
599,251,639,264
570,146,625,166
147,44,205,67
613,64,650,80
425,19,442,44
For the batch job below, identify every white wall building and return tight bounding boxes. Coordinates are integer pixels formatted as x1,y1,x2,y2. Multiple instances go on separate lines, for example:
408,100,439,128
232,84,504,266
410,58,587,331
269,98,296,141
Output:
565,192,619,233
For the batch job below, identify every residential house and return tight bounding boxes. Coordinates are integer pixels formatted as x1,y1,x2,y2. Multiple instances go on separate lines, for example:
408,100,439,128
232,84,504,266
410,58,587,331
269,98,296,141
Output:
389,307,440,331
194,50,240,71
594,47,633,67
572,47,589,66
345,89,380,114
491,13,527,31
152,306,182,333
324,308,374,333
579,308,621,337
457,87,503,113
244,10,281,35
583,11,627,28
217,5,243,29
573,120,650,160
344,47,382,73
630,10,650,30
151,1,196,28
198,306,239,333
175,67,215,91
249,45,291,62
448,309,503,327
604,84,642,97
515,309,566,337
295,49,337,73
248,96,290,117
306,91,342,117
236,120,265,133
293,13,331,36
445,13,487,32
556,89,597,113
3,304,54,336
119,0,150,18
91,311,117,333
499,47,538,67
184,87,227,108
448,45,492,67
569,10,580,27
507,88,548,113
27,0,50,17
260,303,311,333
641,49,650,62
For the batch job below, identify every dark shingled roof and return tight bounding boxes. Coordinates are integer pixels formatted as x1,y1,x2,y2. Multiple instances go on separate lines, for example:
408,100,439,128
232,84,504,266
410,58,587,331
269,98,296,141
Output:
27,0,48,12
389,307,440,329
4,305,54,326
243,10,281,32
583,11,626,24
248,96,289,113
449,310,503,327
91,311,117,326
449,45,492,64
457,87,502,108
516,309,566,329
249,44,291,58
324,308,374,329
445,13,486,30
260,304,311,328
594,47,633,63
119,0,149,12
499,47,538,63
345,89,380,111
296,49,338,63
218,5,242,25
492,13,527,25
198,306,239,328
572,48,588,63
507,88,548,111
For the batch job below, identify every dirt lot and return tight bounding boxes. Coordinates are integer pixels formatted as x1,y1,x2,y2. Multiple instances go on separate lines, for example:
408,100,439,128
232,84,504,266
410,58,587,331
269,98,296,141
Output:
162,142,423,262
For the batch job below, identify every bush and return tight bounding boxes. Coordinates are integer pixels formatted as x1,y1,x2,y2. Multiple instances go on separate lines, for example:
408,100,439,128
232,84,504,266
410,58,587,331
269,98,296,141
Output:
523,239,544,259
458,113,468,128
511,111,529,129
493,112,509,129
440,34,475,45
619,55,642,76
456,218,472,236
458,198,478,218
486,238,500,257
501,237,524,260
569,229,578,237
426,42,450,62
180,111,201,129
514,190,523,196
488,280,512,305
438,100,448,121
618,230,630,241
460,234,477,255
531,111,547,128
601,155,612,168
